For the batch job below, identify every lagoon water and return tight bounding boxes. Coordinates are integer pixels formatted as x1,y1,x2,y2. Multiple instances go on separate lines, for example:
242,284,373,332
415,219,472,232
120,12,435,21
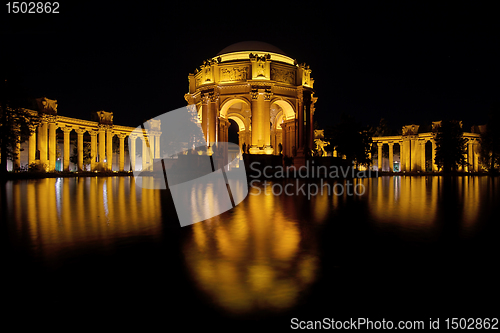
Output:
2,176,498,330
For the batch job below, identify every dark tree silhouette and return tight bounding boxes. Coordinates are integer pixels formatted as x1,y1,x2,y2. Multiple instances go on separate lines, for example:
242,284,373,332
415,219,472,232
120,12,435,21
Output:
0,77,39,173
434,120,468,172
325,113,372,167
479,110,500,173
70,141,93,170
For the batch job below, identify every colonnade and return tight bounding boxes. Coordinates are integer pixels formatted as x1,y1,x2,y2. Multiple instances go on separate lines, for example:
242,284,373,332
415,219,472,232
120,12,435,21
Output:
373,125,481,172
11,106,161,172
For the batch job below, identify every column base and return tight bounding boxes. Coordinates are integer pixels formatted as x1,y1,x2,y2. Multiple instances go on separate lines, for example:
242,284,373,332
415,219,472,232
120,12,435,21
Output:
293,148,307,168
263,145,274,155
249,146,261,154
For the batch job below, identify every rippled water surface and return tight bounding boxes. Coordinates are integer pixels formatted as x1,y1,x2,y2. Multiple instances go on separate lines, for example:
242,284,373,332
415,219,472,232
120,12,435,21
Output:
2,176,498,331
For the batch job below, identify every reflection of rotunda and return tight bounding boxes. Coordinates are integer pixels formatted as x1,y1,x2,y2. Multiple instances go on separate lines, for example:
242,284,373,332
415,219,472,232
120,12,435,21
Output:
184,41,317,158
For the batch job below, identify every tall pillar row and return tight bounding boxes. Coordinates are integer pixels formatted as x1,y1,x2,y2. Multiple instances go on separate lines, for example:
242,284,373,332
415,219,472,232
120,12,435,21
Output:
388,143,394,172
129,134,137,172
377,142,383,171
75,128,86,171
48,121,57,171
28,125,37,167
98,127,106,167
419,140,426,172
61,127,72,172
38,118,48,167
106,128,113,171
118,134,126,171
90,130,97,171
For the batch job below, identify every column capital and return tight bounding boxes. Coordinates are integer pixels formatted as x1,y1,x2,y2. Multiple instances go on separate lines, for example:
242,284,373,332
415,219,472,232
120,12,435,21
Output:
88,129,98,137
377,142,384,147
116,133,127,139
61,126,73,133
46,115,57,123
264,88,272,101
75,128,87,135
250,88,258,100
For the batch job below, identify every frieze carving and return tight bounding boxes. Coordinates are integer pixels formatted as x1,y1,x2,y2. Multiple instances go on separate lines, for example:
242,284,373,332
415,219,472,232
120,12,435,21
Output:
146,119,162,131
220,66,248,82
271,67,295,85
93,111,113,125
402,124,420,136
35,97,58,115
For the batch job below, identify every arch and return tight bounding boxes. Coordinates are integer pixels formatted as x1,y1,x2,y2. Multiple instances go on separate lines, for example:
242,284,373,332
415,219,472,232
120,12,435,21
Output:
220,97,251,118
270,98,295,120
227,113,246,131
273,111,284,130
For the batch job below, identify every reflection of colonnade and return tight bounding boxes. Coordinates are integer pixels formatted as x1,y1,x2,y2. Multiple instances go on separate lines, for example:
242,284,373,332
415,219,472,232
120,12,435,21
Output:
373,122,481,172
13,97,161,172
184,42,316,161
8,177,162,261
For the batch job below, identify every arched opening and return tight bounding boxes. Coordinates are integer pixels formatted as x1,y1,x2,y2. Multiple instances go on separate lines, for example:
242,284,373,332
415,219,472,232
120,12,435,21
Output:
425,140,433,171
228,119,239,145
393,143,401,172
220,98,251,119
270,99,295,157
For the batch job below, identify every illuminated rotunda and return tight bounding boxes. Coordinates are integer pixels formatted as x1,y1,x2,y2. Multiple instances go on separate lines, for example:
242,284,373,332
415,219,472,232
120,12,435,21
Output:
184,41,317,159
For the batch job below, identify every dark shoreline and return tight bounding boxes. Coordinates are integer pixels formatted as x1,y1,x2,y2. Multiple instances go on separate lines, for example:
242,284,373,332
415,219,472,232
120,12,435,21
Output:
1,171,134,181
1,170,497,181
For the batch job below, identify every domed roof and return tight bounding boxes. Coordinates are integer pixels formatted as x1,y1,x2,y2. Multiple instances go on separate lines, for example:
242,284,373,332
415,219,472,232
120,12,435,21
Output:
217,41,287,56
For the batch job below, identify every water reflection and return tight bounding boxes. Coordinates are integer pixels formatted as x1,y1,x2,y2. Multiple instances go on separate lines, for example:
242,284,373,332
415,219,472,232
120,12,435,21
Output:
363,176,497,240
2,175,498,318
183,180,319,314
4,177,162,263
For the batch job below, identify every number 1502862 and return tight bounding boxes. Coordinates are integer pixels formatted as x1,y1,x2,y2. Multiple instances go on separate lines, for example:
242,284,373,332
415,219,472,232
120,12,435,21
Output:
6,2,59,14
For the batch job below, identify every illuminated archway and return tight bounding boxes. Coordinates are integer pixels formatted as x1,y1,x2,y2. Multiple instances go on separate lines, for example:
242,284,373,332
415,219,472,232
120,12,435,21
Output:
271,99,296,156
185,42,317,159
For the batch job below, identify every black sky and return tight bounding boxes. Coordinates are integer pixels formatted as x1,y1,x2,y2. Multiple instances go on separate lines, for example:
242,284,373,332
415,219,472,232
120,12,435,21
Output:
2,2,499,132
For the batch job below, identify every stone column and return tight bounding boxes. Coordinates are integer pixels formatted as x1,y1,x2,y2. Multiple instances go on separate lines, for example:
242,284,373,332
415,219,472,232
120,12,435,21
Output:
403,138,411,172
263,89,272,154
48,121,57,171
201,95,208,143
118,133,125,172
38,117,48,166
431,139,437,172
106,128,113,171
377,142,383,171
129,134,137,172
90,130,97,171
467,141,473,172
155,134,160,159
473,142,479,172
297,90,304,152
98,127,106,167
410,137,418,172
388,142,394,172
250,90,260,153
208,96,217,146
141,136,149,171
28,126,36,167
75,128,86,171
420,140,426,172
61,127,72,172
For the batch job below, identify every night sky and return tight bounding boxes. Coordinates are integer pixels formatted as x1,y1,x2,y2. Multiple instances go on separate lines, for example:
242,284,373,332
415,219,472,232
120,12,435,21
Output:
2,2,499,132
